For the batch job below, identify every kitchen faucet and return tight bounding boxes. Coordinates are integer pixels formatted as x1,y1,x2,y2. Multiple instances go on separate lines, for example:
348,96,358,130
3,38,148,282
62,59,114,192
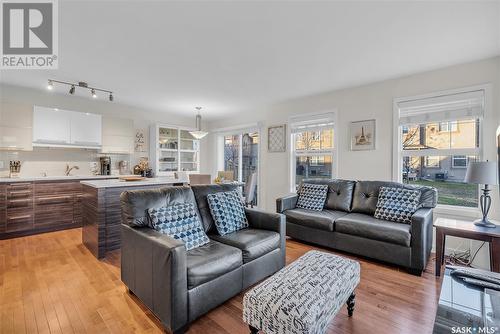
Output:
65,164,80,176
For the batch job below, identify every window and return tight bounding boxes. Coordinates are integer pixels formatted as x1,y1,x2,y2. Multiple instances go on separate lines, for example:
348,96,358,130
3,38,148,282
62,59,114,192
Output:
452,155,469,168
395,89,484,208
424,156,440,168
439,121,458,132
290,113,335,189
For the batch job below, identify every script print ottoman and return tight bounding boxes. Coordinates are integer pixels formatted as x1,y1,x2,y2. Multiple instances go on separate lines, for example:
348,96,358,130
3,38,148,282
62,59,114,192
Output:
243,250,360,334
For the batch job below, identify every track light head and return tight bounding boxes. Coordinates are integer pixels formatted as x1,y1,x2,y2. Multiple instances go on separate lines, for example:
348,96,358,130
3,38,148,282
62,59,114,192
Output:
109,93,113,102
91,89,97,98
47,80,53,90
69,85,75,95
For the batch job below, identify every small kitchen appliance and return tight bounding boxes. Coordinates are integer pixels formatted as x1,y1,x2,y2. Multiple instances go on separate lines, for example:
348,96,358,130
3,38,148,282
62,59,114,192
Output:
99,156,111,175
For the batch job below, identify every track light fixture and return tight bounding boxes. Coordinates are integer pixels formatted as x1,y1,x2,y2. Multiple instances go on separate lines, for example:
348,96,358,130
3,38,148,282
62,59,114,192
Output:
46,79,114,102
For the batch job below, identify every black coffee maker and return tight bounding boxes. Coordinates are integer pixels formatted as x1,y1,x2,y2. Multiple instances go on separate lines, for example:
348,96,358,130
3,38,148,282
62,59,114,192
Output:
100,156,111,175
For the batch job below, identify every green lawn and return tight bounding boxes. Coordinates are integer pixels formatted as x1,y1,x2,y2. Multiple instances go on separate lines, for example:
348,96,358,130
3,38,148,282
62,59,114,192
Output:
408,179,478,207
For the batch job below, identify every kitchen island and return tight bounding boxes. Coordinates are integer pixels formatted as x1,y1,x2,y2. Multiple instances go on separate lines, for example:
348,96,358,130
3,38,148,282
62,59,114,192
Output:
81,177,187,259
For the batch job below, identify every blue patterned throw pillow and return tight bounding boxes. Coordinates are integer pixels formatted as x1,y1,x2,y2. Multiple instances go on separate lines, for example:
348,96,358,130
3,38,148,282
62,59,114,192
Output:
374,187,421,224
296,183,328,211
148,203,209,251
207,190,249,236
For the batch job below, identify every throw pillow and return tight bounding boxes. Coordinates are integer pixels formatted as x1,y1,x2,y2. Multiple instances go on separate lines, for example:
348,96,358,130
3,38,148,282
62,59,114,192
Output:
207,190,249,235
148,203,209,251
296,183,328,211
374,186,421,224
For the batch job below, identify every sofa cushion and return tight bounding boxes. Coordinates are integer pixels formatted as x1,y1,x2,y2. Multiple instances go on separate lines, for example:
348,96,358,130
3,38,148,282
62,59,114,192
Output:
211,228,280,263
284,208,348,232
351,180,437,215
335,213,411,247
296,183,328,211
207,190,249,235
191,184,239,233
374,187,421,224
301,179,355,212
186,240,242,289
148,203,210,250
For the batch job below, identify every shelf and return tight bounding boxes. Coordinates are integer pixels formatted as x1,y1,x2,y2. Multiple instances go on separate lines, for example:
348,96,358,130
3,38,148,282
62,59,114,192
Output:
159,148,178,152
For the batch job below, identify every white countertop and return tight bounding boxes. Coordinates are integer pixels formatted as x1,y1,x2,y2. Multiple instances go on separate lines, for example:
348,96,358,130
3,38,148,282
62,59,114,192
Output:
80,177,187,188
0,175,125,183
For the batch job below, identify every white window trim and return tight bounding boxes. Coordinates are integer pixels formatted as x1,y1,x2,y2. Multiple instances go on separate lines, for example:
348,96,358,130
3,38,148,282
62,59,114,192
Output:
392,84,492,214
289,111,338,192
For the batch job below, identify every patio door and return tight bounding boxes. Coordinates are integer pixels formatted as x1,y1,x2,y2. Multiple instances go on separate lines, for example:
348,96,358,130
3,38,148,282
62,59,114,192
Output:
219,129,260,205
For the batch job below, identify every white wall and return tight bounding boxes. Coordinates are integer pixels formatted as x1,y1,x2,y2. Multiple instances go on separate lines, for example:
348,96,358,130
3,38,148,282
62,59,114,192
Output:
202,56,500,269
0,84,198,176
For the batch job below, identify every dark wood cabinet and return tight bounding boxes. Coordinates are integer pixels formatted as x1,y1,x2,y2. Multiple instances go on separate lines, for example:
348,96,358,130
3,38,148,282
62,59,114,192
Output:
34,181,80,229
5,182,34,233
0,178,103,239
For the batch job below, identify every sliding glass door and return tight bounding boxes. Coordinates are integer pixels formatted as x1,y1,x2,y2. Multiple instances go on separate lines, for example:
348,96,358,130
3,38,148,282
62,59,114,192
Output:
221,130,259,205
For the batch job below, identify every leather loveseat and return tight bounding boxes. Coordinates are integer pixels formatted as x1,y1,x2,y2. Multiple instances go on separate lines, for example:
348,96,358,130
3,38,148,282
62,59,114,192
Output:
277,179,437,275
120,184,286,334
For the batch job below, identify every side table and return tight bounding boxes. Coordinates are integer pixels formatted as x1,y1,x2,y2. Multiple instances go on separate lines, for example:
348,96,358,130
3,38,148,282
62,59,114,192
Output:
434,217,500,276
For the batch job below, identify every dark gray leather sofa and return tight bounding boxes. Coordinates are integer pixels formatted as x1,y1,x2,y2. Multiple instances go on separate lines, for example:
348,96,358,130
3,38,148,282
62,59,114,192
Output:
277,179,437,275
120,185,286,334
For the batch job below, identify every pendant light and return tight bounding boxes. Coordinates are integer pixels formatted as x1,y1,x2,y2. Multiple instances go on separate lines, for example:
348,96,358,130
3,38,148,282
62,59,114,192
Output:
189,107,208,139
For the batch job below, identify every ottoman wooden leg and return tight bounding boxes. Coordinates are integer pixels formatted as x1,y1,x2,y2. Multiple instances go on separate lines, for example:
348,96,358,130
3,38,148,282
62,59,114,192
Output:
346,292,356,317
249,325,259,334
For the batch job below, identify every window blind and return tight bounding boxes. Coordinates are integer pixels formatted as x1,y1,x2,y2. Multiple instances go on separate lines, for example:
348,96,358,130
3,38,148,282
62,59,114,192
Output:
290,113,335,133
398,90,484,125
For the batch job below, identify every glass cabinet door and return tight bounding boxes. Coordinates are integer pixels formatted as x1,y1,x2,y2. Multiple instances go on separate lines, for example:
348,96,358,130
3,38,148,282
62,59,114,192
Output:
180,151,199,172
159,127,178,149
159,150,178,172
180,130,199,150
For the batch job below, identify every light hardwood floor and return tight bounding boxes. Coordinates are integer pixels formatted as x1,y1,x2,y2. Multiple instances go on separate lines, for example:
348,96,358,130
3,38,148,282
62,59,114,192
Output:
0,228,442,334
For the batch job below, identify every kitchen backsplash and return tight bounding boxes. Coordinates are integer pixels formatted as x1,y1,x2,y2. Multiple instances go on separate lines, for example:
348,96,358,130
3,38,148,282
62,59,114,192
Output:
0,148,134,177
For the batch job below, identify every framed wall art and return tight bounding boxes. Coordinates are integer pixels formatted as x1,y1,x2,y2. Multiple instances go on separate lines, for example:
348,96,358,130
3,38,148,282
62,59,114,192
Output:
350,119,376,151
268,124,287,152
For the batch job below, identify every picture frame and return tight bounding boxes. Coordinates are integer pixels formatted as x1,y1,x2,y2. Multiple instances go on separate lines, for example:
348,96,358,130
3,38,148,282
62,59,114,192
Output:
350,119,376,151
268,124,287,152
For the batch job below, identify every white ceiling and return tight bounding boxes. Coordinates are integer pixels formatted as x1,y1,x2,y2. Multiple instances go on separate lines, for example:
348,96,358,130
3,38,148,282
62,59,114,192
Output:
1,1,499,120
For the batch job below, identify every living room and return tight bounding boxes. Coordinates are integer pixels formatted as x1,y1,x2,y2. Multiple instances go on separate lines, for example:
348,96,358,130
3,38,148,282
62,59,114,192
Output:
1,1,500,334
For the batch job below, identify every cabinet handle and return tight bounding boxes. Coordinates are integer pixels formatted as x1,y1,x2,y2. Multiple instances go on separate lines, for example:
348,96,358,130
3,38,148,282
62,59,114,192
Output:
73,141,100,146
37,196,72,204
8,215,31,221
9,183,31,187
9,190,32,195
34,139,69,144
9,198,31,203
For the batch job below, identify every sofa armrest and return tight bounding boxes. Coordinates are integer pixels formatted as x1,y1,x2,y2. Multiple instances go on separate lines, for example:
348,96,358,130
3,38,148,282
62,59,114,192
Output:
410,208,434,271
245,208,285,234
276,194,298,213
121,224,188,333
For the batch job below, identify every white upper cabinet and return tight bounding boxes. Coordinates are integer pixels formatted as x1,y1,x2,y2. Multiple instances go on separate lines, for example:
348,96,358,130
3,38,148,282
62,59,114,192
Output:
33,106,71,145
70,112,102,147
101,116,134,154
32,106,102,148
0,101,33,151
